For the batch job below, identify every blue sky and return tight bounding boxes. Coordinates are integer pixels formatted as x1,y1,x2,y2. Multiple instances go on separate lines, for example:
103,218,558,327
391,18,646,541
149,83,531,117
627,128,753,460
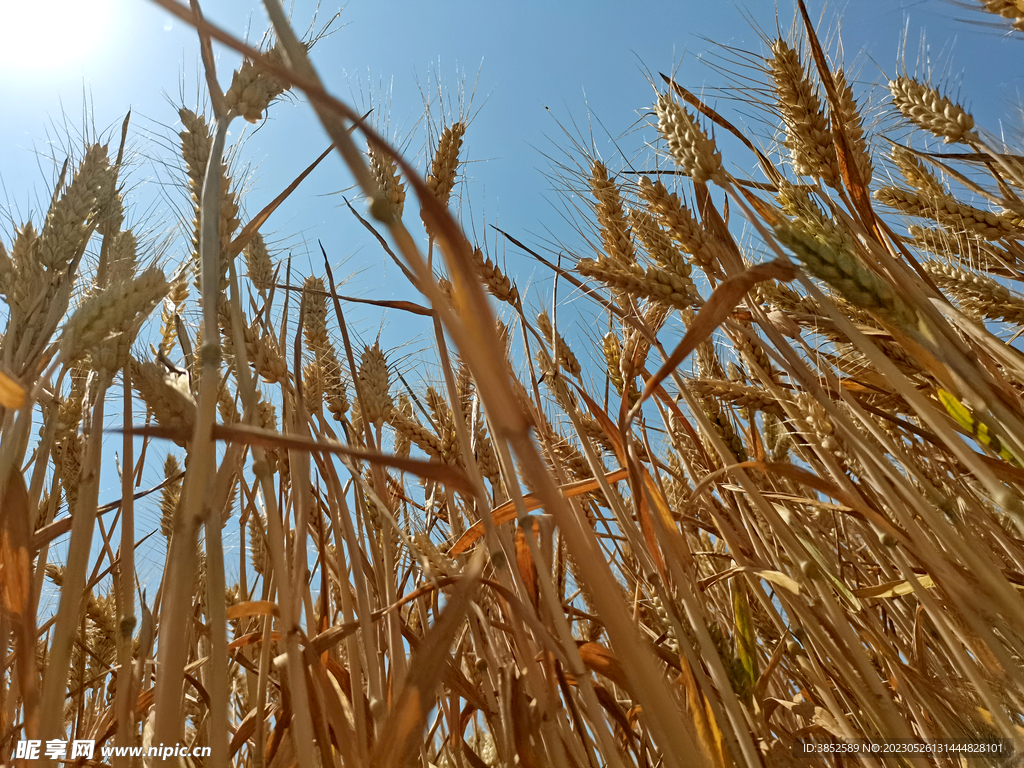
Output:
2,0,1020,592
2,0,1020,292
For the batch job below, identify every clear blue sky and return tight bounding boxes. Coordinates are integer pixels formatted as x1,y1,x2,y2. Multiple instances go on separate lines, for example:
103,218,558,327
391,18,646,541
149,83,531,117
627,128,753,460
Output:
1,0,1019,290
2,0,1019,592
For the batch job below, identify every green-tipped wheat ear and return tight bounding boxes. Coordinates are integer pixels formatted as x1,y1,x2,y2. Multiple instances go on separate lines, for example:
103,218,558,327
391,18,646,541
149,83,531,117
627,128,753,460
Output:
768,39,839,185
590,160,636,263
469,247,520,307
38,143,114,271
654,92,725,185
773,222,917,330
921,260,1024,326
130,357,197,445
244,232,275,292
890,146,946,198
159,454,183,538
224,44,291,123
368,142,406,221
777,182,856,257
357,342,393,428
873,186,1020,241
833,68,873,185
888,76,978,144
60,268,169,363
536,311,582,378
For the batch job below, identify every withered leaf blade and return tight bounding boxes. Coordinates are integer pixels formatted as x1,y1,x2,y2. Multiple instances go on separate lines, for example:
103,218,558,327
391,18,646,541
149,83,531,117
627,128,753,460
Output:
0,370,26,409
0,470,32,618
121,422,475,495
448,468,628,556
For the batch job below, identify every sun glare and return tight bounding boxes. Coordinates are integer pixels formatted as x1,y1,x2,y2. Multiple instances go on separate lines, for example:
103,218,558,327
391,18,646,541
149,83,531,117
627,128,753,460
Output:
1,0,113,77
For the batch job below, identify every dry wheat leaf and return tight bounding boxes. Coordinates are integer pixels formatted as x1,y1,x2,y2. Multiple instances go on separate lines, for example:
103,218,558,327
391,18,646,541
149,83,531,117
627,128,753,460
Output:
226,600,280,620
0,370,26,409
853,575,937,599
448,467,628,555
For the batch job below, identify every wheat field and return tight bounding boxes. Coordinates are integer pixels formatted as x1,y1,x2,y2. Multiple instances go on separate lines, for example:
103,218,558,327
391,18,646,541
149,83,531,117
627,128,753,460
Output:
2,1,1024,766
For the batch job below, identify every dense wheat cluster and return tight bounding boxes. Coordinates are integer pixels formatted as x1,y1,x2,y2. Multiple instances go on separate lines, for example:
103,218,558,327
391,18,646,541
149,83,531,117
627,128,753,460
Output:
2,1,1024,766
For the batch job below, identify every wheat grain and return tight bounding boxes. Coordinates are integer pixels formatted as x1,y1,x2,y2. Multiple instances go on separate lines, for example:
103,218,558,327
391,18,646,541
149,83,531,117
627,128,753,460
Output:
368,142,406,221
536,311,582,378
833,68,873,185
889,76,978,144
654,93,726,185
768,39,839,185
61,268,169,362
590,161,636,263
469,248,520,307
874,186,1020,241
357,342,393,427
224,44,291,123
921,260,1024,326
38,144,114,271
244,232,276,292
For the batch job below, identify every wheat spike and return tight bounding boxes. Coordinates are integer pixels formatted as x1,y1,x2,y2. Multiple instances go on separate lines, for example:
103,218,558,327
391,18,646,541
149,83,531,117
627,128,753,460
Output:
38,144,114,271
833,68,873,185
589,161,636,263
368,142,406,221
358,342,393,427
874,186,1020,241
130,357,197,445
224,44,291,123
469,247,520,307
654,93,725,185
536,311,582,378
888,76,978,144
61,267,169,362
768,39,839,185
921,260,1024,326
244,232,276,292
